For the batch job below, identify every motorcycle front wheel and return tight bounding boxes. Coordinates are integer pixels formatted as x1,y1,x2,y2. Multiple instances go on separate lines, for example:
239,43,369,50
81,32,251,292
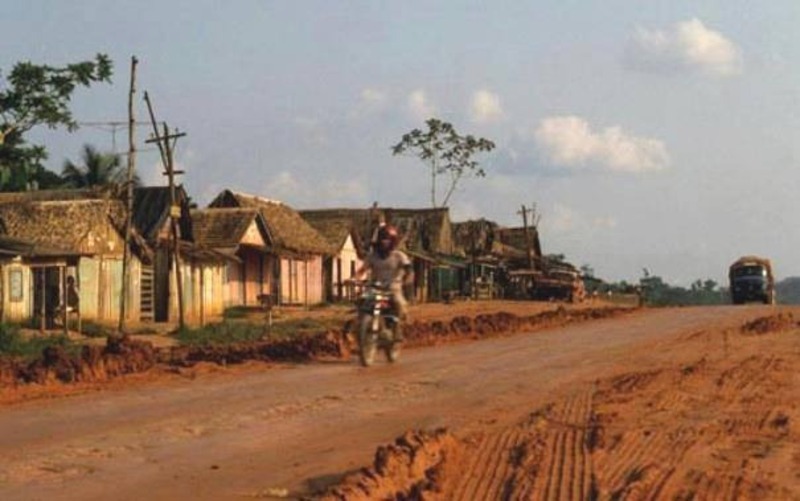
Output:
358,315,378,367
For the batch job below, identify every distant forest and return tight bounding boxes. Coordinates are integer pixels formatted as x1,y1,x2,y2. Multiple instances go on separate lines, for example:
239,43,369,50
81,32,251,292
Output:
585,274,800,306
775,277,800,304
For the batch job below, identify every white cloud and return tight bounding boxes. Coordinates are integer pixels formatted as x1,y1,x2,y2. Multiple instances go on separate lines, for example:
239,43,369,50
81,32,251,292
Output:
541,204,618,236
625,18,742,76
407,89,436,120
470,90,504,123
350,87,389,118
361,87,387,106
534,116,669,173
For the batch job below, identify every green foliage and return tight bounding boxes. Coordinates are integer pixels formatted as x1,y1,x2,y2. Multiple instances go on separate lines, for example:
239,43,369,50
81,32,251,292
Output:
638,273,726,306
392,118,495,207
61,143,138,189
267,317,338,337
222,306,249,319
0,323,78,361
176,316,341,347
0,54,113,191
175,321,265,347
78,320,114,338
775,277,800,304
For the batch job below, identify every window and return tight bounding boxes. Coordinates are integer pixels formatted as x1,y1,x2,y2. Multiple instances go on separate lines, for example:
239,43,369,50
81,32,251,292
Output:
9,268,23,302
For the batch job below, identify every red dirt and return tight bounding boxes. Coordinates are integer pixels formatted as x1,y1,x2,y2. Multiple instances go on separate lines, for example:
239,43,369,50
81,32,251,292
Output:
0,301,632,397
3,303,799,501
317,311,800,500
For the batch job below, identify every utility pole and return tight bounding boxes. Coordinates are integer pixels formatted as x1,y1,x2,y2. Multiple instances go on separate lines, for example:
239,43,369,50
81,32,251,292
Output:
518,204,535,270
144,92,187,330
119,55,138,333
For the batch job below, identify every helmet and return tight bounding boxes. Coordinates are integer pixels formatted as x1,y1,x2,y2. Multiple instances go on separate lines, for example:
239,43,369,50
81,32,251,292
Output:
376,224,399,252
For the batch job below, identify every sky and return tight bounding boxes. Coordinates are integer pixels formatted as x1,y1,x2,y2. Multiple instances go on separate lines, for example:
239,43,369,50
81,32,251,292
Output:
3,1,800,285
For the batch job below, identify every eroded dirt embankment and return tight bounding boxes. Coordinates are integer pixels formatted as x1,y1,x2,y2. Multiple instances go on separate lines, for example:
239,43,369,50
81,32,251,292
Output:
317,312,800,500
0,306,631,391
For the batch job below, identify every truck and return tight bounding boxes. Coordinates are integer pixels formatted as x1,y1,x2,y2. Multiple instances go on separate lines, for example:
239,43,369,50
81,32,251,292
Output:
507,266,585,303
728,255,775,305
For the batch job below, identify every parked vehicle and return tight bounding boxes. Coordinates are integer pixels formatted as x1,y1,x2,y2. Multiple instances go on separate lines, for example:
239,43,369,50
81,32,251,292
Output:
729,256,775,305
355,281,402,366
507,267,584,303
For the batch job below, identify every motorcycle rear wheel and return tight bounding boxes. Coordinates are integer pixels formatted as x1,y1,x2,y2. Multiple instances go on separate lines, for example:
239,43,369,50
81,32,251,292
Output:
358,315,378,367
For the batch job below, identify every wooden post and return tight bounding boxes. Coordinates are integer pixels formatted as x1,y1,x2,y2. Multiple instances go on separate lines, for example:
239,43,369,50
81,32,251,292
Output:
76,264,82,335
39,270,45,333
518,204,534,270
143,93,187,329
119,55,138,333
163,123,185,329
61,266,68,337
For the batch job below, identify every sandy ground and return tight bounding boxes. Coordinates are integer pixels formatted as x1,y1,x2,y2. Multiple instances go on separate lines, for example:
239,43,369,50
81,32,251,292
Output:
1,301,798,500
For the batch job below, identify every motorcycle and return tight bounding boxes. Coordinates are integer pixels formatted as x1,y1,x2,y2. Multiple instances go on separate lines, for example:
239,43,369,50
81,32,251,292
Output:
354,281,402,367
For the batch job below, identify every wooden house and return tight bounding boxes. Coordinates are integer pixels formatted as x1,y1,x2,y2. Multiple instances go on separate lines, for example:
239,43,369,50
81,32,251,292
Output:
0,194,146,327
208,190,332,306
494,226,543,269
190,207,275,308
0,186,239,328
297,206,464,303
298,210,364,302
132,186,233,324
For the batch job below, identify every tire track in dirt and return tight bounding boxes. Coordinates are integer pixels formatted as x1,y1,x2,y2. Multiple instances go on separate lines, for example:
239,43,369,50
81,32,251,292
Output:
451,426,522,500
318,312,800,500
530,388,595,501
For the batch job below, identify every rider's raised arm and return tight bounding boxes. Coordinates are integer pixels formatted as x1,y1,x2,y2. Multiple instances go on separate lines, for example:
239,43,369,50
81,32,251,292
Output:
354,261,370,281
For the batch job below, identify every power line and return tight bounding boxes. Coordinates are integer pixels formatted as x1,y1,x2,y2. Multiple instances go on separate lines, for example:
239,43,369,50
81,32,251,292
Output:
77,121,151,152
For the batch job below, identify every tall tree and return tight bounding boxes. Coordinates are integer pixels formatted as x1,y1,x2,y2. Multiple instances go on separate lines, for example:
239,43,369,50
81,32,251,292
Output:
0,54,113,191
392,118,495,207
61,144,137,189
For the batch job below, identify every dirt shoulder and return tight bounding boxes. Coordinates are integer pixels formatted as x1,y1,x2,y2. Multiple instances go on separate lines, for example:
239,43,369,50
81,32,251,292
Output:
0,299,632,405
319,309,800,500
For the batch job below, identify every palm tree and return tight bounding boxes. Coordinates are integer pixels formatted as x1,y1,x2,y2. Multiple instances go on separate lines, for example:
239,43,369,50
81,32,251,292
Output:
61,144,139,189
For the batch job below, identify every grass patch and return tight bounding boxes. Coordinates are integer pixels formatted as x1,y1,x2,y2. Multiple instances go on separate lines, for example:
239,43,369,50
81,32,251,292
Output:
223,306,251,319
265,317,342,338
0,324,80,361
175,321,265,347
78,320,115,338
175,316,345,348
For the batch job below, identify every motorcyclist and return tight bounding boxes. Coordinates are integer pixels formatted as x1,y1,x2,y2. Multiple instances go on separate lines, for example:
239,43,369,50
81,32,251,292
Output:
355,224,414,341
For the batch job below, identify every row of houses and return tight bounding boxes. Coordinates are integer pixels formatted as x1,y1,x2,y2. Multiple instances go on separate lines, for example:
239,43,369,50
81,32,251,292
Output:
0,186,548,329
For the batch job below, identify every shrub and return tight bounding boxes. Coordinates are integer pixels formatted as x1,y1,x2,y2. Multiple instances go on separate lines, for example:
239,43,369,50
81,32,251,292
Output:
0,324,79,361
175,321,264,347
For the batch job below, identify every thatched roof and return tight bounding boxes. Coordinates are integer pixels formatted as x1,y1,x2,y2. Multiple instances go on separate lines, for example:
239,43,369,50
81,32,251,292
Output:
0,199,126,255
298,210,364,252
0,187,110,205
495,226,542,258
208,190,332,255
191,208,271,250
298,206,456,256
0,235,81,258
383,208,454,254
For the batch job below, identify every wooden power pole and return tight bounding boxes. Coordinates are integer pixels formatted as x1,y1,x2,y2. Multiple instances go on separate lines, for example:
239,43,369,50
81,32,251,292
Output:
518,204,535,270
119,55,138,333
143,92,187,330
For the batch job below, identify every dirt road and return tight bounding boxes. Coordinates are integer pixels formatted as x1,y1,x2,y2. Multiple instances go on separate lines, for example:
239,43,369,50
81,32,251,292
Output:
0,305,796,500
